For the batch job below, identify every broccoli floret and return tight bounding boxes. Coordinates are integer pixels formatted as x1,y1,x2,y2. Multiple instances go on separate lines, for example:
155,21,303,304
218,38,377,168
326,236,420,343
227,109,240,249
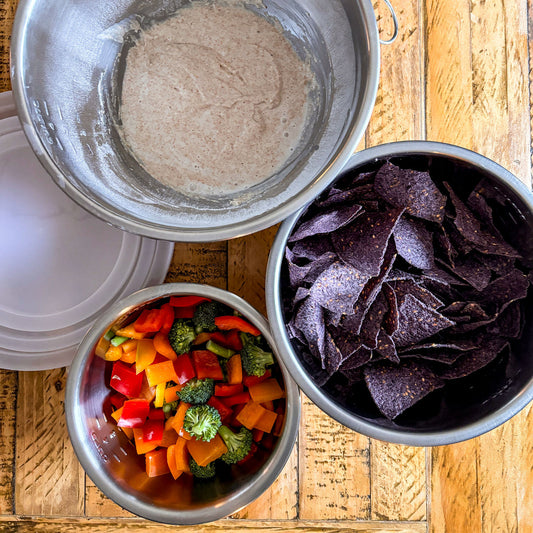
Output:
192,301,219,333
178,377,214,404
240,333,274,377
183,404,221,442
167,319,196,355
218,425,253,465
189,458,216,479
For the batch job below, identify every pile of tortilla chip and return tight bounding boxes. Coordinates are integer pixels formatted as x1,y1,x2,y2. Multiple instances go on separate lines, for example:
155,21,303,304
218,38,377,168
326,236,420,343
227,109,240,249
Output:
283,161,532,420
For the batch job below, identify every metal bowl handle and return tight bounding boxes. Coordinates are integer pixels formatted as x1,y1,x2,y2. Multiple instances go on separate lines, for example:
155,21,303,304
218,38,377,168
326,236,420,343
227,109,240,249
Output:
378,0,399,45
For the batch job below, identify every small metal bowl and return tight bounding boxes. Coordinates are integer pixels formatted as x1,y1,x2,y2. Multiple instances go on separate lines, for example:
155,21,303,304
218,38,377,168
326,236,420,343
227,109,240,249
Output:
66,283,300,525
266,141,533,446
11,0,380,241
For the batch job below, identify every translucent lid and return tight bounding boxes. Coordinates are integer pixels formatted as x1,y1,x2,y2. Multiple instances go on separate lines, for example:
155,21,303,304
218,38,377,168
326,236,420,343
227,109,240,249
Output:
0,92,174,370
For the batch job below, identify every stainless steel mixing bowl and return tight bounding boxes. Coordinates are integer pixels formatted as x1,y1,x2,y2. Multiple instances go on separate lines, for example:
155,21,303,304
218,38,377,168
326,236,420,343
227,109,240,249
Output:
66,283,300,524
266,141,533,446
11,0,381,241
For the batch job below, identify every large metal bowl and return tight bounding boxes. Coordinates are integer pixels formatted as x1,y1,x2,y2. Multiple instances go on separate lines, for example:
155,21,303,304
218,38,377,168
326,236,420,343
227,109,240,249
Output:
66,283,300,524
266,141,533,446
11,0,380,241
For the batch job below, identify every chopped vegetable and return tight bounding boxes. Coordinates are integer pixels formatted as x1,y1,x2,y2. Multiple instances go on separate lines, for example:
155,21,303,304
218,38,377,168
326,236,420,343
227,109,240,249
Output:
103,294,286,486
240,333,274,377
218,425,253,464
167,319,196,355
183,404,221,442
214,315,261,336
178,377,215,405
189,458,216,479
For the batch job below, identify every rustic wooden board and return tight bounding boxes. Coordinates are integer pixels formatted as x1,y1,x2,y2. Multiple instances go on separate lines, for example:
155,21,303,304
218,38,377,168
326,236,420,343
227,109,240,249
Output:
0,0,532,530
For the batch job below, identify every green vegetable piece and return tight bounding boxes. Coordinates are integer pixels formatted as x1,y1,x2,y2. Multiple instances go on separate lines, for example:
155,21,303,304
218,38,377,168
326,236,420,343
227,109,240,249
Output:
110,336,129,347
218,425,253,465
178,377,215,404
189,458,216,479
103,329,115,341
192,301,220,333
240,333,275,377
183,404,221,442
167,319,196,355
206,340,236,359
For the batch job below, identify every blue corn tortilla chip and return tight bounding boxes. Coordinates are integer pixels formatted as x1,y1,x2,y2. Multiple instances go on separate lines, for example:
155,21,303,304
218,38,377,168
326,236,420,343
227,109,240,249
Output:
374,162,447,223
443,255,492,291
288,205,363,242
375,330,400,363
364,360,444,419
341,346,373,371
309,261,370,316
393,217,435,270
392,294,455,347
439,339,509,379
388,279,444,310
476,268,529,314
332,207,404,276
359,292,389,350
291,234,334,261
444,182,521,257
382,282,399,335
292,297,325,360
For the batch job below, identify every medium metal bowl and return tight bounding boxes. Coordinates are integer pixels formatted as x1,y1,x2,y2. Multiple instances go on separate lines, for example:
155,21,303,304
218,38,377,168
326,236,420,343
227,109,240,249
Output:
11,0,380,241
65,283,300,524
266,141,533,446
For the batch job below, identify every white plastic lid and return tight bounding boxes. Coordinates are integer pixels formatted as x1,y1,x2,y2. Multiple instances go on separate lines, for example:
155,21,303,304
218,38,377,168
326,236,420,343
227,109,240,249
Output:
0,92,174,370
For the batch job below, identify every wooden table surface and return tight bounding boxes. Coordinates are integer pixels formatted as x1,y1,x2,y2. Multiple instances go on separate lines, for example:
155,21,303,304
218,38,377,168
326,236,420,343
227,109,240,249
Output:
1,1,532,532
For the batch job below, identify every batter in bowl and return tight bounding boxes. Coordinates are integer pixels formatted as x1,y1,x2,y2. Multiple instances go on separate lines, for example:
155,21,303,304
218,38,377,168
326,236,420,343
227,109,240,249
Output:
119,1,313,196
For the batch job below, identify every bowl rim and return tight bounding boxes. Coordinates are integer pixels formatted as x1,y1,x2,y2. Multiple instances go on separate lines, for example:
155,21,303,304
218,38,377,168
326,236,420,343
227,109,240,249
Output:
10,0,380,242
265,140,533,447
65,283,301,524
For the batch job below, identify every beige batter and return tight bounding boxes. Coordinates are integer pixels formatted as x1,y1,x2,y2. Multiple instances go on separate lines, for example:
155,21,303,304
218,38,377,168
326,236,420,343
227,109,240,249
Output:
119,1,313,196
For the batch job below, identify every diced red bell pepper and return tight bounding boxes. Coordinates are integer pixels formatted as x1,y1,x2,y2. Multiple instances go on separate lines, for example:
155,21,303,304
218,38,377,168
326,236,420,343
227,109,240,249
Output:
222,391,251,407
214,383,243,397
252,428,264,442
143,418,165,443
192,350,224,380
173,353,196,385
174,306,195,319
117,399,150,428
134,308,165,333
214,316,261,336
243,369,271,388
109,392,125,409
110,361,143,398
169,295,211,307
159,303,175,334
207,396,233,422
224,329,243,351
148,408,165,421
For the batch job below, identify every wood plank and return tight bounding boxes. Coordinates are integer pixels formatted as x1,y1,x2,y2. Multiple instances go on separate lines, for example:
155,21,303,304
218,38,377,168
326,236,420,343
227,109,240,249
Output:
164,242,227,288
15,369,84,516
365,1,428,523
370,443,426,521
366,0,424,145
0,517,428,533
426,0,532,532
227,225,298,519
0,370,16,514
227,226,278,315
0,0,18,92
298,396,370,519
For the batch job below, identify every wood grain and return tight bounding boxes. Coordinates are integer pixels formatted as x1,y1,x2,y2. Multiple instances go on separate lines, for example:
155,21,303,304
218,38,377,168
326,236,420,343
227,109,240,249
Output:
298,396,371,520
0,0,17,92
0,518,427,533
15,369,84,516
0,370,16,515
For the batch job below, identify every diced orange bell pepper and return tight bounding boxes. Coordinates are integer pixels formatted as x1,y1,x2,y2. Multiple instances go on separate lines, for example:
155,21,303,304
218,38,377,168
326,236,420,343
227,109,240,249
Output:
121,338,138,353
132,428,161,455
145,448,170,477
164,384,182,404
254,408,277,433
95,337,111,359
160,427,178,448
186,433,228,467
145,360,179,387
235,401,264,430
248,378,285,403
120,349,136,364
226,353,242,385
166,445,183,480
115,323,147,340
174,437,190,472
103,344,123,361
153,332,178,360
136,338,157,374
